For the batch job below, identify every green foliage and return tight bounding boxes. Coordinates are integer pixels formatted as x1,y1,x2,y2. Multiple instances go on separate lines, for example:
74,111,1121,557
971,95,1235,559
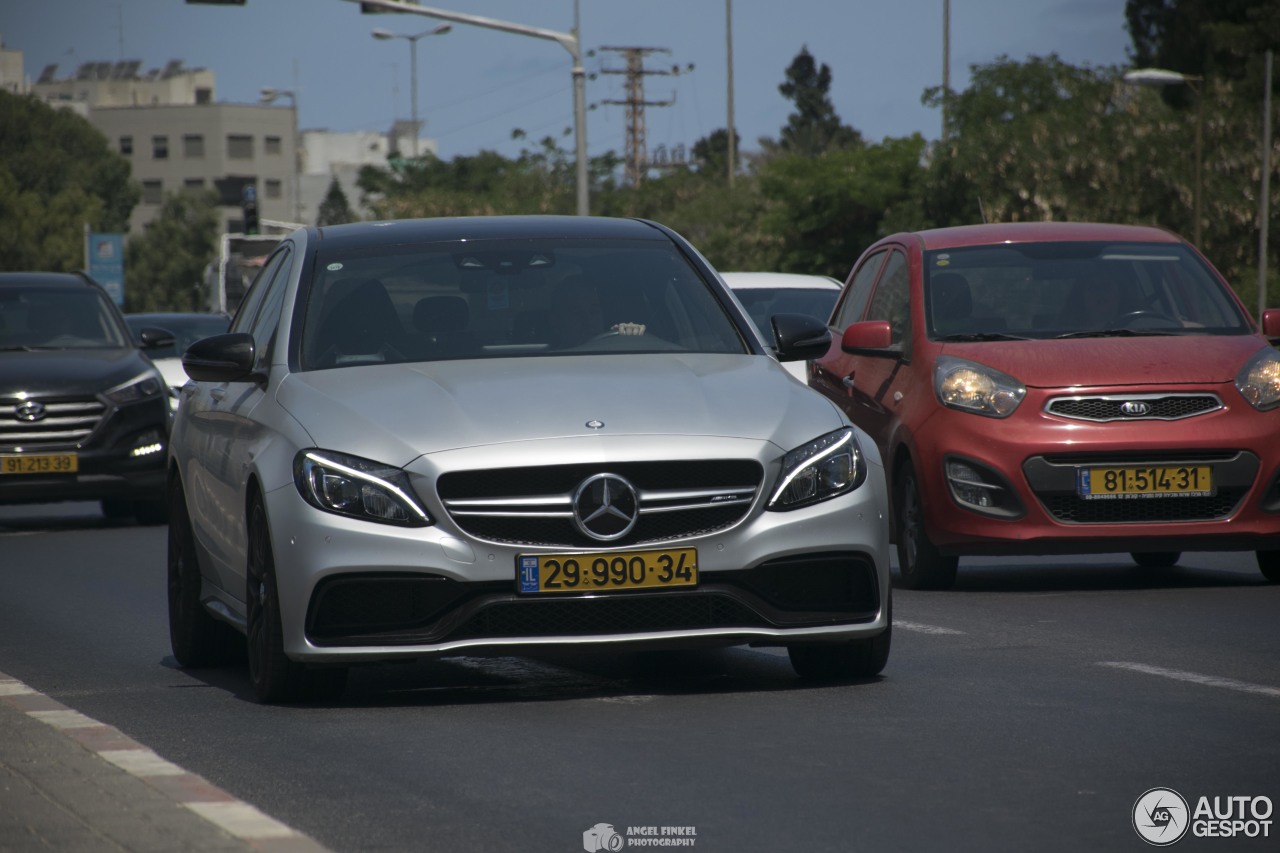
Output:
316,177,356,226
123,190,220,312
0,91,138,271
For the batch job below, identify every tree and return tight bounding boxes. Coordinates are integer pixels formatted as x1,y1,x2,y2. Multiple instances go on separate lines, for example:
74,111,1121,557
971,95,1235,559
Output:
316,177,356,226
772,47,861,157
0,91,138,271
691,128,741,181
124,190,219,312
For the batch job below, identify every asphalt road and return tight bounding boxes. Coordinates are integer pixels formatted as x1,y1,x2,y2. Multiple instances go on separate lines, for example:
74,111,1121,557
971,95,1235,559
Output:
2,501,1277,852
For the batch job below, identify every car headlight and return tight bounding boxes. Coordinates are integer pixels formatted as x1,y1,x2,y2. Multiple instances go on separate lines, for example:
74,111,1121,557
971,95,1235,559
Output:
768,427,866,511
934,355,1025,418
102,370,165,406
294,449,433,527
1236,348,1280,411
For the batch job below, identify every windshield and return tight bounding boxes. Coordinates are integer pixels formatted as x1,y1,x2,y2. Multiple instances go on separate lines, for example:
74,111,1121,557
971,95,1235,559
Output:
732,287,840,347
126,314,230,359
300,238,747,370
924,241,1251,340
0,287,130,350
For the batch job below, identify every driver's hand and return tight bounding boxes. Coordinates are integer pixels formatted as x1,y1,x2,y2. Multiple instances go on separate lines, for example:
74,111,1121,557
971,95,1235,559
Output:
613,322,646,336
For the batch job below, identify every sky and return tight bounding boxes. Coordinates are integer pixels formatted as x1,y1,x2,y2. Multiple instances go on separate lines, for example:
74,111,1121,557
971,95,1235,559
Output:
1,0,1134,162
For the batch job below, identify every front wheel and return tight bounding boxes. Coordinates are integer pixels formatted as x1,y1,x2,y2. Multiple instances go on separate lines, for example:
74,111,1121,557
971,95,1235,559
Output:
246,495,346,703
1258,550,1280,583
894,464,958,590
789,595,892,680
168,478,239,667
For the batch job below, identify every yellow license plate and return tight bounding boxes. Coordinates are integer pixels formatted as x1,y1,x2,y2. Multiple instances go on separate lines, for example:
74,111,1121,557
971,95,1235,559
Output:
518,547,697,594
0,454,79,475
1077,465,1212,499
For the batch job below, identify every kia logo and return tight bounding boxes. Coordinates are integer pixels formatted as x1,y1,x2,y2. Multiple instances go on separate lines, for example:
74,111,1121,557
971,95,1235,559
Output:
1120,401,1151,417
15,401,46,422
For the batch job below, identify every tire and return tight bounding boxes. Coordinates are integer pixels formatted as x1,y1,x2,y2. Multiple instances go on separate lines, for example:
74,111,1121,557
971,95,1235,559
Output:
134,499,169,526
789,594,892,680
894,463,958,590
1131,552,1180,569
168,478,238,667
1258,550,1280,583
101,498,133,519
246,495,346,703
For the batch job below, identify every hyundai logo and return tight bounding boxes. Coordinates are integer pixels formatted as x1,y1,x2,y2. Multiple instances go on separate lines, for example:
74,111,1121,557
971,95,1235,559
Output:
1120,401,1151,417
572,473,639,541
15,401,46,422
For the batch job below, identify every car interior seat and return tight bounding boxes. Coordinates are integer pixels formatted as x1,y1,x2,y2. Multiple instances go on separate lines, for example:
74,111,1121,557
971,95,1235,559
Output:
310,278,406,366
412,295,480,359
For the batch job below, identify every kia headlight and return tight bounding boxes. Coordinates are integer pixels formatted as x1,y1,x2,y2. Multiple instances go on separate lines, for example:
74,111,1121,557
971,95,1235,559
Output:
102,370,165,406
934,355,1025,418
769,428,865,511
1236,348,1280,411
294,449,433,527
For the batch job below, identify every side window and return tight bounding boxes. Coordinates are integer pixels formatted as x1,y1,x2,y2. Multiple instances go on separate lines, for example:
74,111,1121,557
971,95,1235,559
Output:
864,251,911,347
832,250,887,329
230,250,286,334
246,249,293,369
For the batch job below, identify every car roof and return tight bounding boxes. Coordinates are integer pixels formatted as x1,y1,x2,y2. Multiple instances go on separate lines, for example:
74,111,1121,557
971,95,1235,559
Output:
904,222,1184,251
0,271,98,289
720,272,842,290
313,215,669,252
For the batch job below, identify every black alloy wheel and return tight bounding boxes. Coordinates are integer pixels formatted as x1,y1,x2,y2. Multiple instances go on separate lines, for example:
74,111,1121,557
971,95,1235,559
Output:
168,477,239,666
246,495,346,703
894,463,959,591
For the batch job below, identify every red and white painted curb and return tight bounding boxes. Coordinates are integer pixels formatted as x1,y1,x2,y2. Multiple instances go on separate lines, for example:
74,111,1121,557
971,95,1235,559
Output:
0,671,331,853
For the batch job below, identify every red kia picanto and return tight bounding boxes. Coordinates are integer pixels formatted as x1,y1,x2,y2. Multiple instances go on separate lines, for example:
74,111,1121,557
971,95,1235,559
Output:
811,222,1280,589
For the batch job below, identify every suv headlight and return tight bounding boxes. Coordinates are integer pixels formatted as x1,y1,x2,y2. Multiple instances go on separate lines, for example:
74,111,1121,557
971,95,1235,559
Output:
934,355,1025,418
294,449,433,527
102,370,164,406
768,427,866,511
1236,348,1280,411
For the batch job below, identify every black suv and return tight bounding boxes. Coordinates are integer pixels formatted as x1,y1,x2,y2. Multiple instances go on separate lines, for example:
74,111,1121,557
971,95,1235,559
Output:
0,272,173,524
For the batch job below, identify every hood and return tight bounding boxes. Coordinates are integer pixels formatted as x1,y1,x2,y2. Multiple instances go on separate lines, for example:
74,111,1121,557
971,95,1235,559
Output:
0,348,154,398
940,334,1268,388
276,353,843,465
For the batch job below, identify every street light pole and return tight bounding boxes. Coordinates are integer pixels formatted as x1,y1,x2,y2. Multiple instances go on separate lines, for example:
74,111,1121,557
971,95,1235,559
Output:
372,24,451,158
1123,68,1205,245
352,0,590,216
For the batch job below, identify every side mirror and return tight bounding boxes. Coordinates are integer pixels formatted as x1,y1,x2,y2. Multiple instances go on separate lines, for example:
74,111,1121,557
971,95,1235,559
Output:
136,326,176,350
771,313,832,362
841,320,895,355
182,332,256,382
1262,309,1280,339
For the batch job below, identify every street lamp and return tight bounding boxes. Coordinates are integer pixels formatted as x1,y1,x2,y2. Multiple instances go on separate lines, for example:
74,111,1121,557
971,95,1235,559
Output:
371,23,452,158
1123,67,1205,246
259,86,302,224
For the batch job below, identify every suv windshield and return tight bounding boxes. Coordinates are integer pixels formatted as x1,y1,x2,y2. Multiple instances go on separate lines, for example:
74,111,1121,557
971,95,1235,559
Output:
924,241,1251,340
0,287,130,350
300,238,746,370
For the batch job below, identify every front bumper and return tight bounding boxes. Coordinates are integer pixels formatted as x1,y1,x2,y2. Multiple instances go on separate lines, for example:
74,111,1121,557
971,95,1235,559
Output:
262,439,891,663
910,383,1280,555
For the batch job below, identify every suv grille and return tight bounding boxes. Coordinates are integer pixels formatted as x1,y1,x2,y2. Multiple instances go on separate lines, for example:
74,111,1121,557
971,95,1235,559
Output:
1045,394,1221,422
0,397,105,450
437,460,763,548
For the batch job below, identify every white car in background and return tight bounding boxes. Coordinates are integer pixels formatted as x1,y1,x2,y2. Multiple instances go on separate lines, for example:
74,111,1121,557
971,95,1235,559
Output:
125,313,230,411
721,272,842,381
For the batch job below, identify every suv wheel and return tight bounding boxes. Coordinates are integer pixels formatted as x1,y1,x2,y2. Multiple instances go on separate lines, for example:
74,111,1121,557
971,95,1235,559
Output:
246,495,346,703
894,463,958,590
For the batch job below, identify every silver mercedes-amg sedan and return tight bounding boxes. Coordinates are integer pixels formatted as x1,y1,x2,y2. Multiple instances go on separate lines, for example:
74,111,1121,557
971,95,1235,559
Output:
168,216,891,703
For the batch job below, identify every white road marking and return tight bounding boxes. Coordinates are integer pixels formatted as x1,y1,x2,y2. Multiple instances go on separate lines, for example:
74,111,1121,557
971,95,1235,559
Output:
29,709,100,728
186,801,301,839
0,680,35,696
895,620,965,635
1098,662,1280,699
99,748,188,777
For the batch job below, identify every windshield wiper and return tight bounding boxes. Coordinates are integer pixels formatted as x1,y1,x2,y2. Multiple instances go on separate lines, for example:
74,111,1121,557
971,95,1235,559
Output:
1054,328,1180,339
935,332,1033,342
